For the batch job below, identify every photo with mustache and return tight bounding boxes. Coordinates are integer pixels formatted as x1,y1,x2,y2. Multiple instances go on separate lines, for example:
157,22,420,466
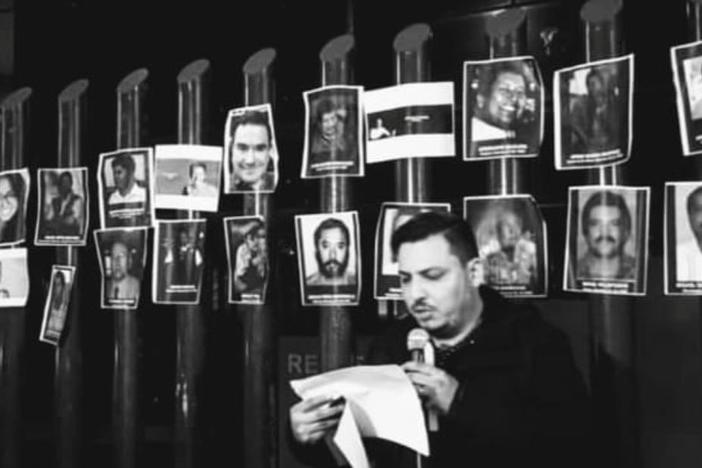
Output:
315,249,348,279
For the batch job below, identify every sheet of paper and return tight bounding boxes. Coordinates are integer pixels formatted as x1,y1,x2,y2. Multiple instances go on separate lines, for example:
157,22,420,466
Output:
290,364,429,468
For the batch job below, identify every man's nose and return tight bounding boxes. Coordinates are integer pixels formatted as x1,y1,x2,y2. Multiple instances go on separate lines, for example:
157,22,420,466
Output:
328,247,338,261
406,279,425,303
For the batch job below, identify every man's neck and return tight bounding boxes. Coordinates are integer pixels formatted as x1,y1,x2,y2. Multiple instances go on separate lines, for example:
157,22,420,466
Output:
589,253,623,277
432,295,484,349
119,181,134,196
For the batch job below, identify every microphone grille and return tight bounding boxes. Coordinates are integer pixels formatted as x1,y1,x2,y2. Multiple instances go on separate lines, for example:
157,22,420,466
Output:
407,327,430,351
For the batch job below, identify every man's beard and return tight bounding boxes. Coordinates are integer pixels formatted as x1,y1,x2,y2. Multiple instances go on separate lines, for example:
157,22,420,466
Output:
316,251,348,279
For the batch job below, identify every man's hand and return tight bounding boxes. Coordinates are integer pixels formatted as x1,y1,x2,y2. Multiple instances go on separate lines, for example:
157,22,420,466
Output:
289,395,345,445
402,361,459,415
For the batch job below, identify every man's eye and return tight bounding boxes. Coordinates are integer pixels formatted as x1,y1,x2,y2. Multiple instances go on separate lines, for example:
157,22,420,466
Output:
236,144,249,151
254,145,268,152
424,270,444,280
399,275,410,285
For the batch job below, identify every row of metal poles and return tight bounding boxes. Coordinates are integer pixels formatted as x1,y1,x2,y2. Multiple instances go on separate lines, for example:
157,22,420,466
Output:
1,1,701,467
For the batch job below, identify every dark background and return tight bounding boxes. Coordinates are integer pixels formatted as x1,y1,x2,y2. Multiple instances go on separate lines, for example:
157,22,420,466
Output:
3,0,702,467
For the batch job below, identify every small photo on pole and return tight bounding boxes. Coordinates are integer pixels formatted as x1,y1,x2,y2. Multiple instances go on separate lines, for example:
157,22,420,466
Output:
0,247,29,308
39,265,76,346
670,41,702,156
224,216,268,304
0,168,30,246
224,104,279,193
154,144,222,212
35,167,89,246
554,54,633,170
152,219,206,304
94,227,148,309
301,85,364,178
463,195,547,297
463,56,544,160
374,202,451,300
364,81,455,164
295,211,361,306
664,181,702,294
98,148,154,228
564,185,649,295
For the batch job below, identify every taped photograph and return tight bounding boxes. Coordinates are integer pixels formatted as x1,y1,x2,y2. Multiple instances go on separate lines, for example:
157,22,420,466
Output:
35,167,89,246
374,202,451,300
671,41,702,156
39,265,75,346
664,182,702,294
564,185,649,295
154,144,222,212
554,54,633,170
152,219,206,304
0,168,30,246
463,195,547,297
295,211,360,306
301,85,364,178
224,104,279,193
98,148,154,228
364,82,455,164
463,56,543,160
94,227,148,309
0,247,29,307
224,216,268,304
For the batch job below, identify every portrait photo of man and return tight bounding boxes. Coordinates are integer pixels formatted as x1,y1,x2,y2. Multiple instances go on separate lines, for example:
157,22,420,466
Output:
225,216,268,304
295,211,360,306
555,55,633,169
374,202,451,300
153,219,206,304
98,148,152,228
665,182,702,294
0,247,29,308
302,85,363,178
464,57,543,160
464,195,546,297
224,104,278,194
671,42,702,156
565,186,649,295
94,227,147,309
35,168,89,245
154,144,222,212
39,265,75,346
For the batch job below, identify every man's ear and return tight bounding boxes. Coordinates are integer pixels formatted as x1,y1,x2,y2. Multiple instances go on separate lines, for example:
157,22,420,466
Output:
466,257,485,287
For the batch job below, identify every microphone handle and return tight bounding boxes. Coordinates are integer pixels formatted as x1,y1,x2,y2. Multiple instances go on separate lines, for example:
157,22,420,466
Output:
410,349,424,363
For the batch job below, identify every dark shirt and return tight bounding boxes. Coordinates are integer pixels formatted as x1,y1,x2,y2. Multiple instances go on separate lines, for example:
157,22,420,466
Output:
290,286,591,468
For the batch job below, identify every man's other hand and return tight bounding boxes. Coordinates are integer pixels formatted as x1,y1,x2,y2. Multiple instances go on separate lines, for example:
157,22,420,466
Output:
289,395,345,444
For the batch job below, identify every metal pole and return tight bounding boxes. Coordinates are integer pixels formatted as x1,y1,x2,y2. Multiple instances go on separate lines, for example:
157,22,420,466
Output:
241,48,277,468
580,1,638,467
319,34,355,373
174,58,209,468
0,86,31,468
114,68,148,468
485,8,527,196
55,78,88,468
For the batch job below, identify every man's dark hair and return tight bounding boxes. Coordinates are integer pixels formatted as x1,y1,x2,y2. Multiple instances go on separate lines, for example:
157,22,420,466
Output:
245,219,265,239
580,190,632,238
189,162,207,177
59,171,73,186
111,153,136,175
686,186,702,217
230,110,272,144
313,217,349,248
390,211,478,265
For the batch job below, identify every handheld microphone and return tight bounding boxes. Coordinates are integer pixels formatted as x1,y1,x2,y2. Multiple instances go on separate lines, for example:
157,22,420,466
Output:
407,327,439,432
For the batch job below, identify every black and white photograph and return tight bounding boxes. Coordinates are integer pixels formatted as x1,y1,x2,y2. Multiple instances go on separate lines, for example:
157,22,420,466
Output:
664,182,702,294
39,265,75,346
463,56,544,160
364,81,455,163
564,185,649,295
295,211,360,306
671,41,702,156
0,247,29,307
152,219,206,304
35,167,89,246
94,227,148,309
374,202,451,300
301,85,364,178
224,104,279,193
554,54,634,170
224,216,268,304
463,195,547,297
154,144,222,212
98,148,154,228
0,168,30,246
